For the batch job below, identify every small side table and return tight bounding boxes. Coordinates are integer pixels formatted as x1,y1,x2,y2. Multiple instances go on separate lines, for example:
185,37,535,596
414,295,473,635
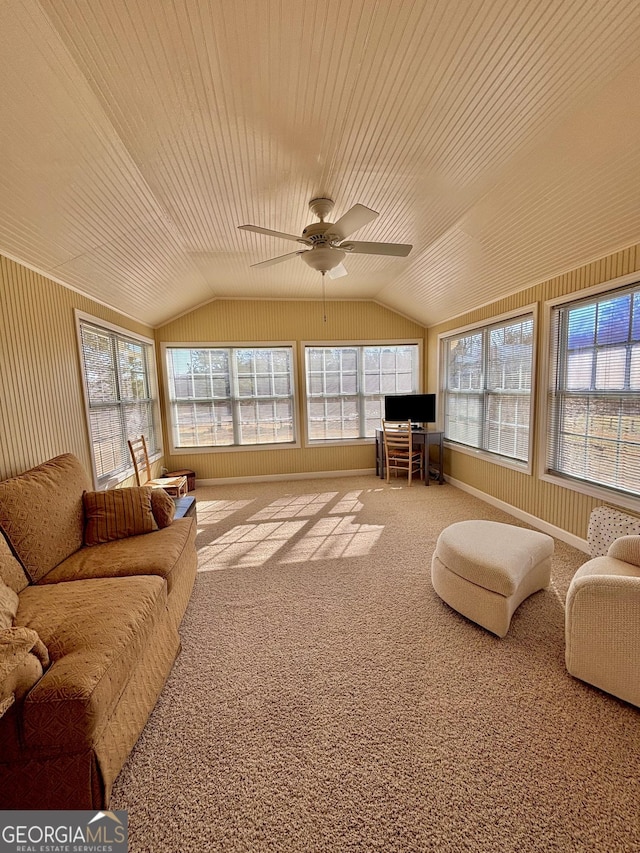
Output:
167,469,196,492
174,495,197,521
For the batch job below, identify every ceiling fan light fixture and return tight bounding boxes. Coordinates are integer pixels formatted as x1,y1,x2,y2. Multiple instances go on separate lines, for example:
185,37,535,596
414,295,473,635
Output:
301,245,346,274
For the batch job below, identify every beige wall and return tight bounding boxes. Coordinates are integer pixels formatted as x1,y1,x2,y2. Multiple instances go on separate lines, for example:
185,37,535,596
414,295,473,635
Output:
3,240,638,542
155,298,426,480
0,254,158,483
426,243,640,541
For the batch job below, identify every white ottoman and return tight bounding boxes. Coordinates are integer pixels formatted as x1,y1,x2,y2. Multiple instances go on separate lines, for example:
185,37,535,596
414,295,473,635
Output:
431,520,554,637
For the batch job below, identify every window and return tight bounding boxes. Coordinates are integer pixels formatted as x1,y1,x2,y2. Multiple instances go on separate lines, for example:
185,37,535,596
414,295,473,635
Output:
77,315,159,485
546,282,640,500
165,346,296,448
305,344,420,441
441,312,534,464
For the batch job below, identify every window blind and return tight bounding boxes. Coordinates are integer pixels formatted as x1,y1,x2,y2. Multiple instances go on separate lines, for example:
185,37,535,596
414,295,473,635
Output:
442,314,534,463
166,346,295,447
546,283,640,499
79,320,158,482
305,344,419,440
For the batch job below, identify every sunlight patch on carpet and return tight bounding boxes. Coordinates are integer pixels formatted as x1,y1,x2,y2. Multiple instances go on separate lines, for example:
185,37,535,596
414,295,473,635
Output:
280,515,384,562
328,490,364,514
197,520,307,570
247,492,339,521
196,498,256,525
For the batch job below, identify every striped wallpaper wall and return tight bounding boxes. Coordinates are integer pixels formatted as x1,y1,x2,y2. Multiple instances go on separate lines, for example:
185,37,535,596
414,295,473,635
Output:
3,240,639,543
155,298,426,480
427,243,640,541
0,254,157,483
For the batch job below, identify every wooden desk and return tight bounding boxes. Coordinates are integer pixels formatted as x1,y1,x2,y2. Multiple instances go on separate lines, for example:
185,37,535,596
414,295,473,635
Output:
376,428,444,486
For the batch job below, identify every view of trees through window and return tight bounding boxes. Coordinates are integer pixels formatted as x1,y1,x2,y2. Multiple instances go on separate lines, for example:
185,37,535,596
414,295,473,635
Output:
166,346,295,447
547,285,640,498
443,315,534,462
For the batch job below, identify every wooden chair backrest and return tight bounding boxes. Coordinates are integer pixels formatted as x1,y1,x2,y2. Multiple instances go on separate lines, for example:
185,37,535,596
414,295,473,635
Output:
381,420,423,484
127,435,152,486
381,420,413,454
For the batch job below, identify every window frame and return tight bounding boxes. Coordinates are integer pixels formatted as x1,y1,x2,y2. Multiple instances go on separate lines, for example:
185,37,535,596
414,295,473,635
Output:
302,339,423,446
162,341,300,455
75,310,161,489
539,273,640,511
438,305,537,473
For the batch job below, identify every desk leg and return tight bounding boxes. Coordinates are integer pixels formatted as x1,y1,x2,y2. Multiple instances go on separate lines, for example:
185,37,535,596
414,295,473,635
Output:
375,433,385,479
423,443,429,486
435,435,444,484
423,434,444,485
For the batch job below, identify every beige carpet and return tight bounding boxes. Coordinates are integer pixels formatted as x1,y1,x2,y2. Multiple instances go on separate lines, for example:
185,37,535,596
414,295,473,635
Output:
112,476,640,852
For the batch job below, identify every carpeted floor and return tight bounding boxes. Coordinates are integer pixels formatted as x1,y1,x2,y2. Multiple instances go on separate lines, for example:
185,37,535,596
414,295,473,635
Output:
111,476,640,852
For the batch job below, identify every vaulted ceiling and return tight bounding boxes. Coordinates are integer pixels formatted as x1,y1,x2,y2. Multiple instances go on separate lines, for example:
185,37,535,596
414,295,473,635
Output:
2,0,640,328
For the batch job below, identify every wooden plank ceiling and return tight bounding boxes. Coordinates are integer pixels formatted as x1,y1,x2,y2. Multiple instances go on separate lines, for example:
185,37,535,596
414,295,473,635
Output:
1,0,640,327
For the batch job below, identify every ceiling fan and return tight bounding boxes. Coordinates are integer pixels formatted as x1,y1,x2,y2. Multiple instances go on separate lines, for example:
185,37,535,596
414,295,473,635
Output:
238,198,412,279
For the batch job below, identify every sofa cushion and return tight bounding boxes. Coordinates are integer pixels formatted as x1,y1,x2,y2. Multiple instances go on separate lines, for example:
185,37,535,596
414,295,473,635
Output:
0,454,90,583
150,488,176,529
41,518,195,596
14,575,167,751
0,581,19,629
83,487,156,545
0,535,29,594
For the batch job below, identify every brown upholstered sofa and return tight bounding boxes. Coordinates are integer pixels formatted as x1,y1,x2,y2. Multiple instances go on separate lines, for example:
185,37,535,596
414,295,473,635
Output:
0,453,197,808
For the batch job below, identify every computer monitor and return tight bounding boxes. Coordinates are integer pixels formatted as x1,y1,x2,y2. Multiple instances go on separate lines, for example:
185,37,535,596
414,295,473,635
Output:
383,393,436,426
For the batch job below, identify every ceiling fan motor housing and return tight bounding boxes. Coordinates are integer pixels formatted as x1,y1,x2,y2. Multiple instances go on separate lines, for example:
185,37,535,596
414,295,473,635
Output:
302,221,334,243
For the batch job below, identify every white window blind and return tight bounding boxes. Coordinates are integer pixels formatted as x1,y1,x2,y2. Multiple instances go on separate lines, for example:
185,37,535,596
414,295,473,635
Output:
166,346,295,447
305,344,419,440
78,319,158,483
442,314,534,462
546,283,640,499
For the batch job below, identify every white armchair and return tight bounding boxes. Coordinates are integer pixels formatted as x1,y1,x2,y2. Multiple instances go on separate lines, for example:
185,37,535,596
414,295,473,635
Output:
565,535,640,707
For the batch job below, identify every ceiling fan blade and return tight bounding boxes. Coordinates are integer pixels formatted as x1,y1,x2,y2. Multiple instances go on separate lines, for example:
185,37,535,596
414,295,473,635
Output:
340,240,412,257
251,250,307,269
326,204,378,240
328,263,348,280
239,224,306,243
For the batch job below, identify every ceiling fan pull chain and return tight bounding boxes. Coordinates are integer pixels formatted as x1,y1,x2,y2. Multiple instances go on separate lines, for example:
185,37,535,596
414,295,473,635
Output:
322,273,327,323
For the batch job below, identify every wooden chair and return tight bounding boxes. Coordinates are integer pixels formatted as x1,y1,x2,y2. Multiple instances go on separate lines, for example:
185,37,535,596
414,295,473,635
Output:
127,436,188,498
381,420,423,485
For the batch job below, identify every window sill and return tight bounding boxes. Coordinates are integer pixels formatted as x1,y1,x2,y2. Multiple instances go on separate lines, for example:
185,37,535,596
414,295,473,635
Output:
97,451,163,490
305,438,376,449
170,442,301,455
444,440,532,475
540,471,640,513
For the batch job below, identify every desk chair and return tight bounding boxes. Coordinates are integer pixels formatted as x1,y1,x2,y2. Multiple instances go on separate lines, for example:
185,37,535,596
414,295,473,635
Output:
381,420,423,485
127,436,188,498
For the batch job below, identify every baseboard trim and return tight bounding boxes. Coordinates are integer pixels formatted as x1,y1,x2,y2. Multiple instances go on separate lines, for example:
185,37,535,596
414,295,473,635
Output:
197,468,376,486
445,475,589,553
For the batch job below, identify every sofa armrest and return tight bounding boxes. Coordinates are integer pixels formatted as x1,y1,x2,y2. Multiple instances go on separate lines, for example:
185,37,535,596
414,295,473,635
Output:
1,626,49,710
0,693,15,718
607,535,640,567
